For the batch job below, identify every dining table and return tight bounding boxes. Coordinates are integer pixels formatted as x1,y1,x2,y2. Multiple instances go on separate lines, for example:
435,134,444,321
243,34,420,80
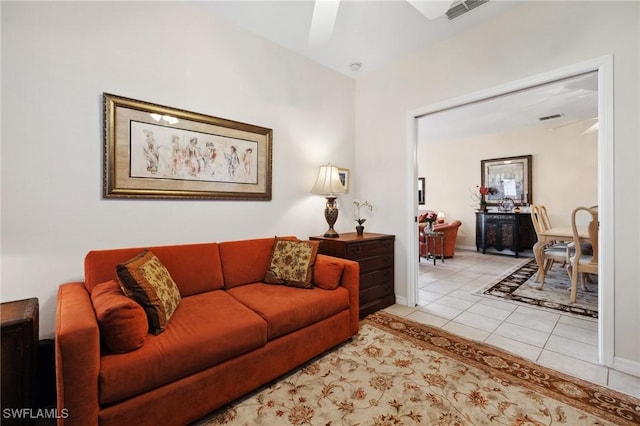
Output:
533,226,589,289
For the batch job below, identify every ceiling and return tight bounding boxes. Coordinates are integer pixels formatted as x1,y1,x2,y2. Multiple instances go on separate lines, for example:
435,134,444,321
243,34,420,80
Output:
418,72,599,143
199,1,598,140
199,0,520,77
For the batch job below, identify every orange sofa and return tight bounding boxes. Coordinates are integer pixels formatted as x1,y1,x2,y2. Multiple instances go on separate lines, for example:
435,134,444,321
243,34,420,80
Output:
55,237,359,426
419,220,462,259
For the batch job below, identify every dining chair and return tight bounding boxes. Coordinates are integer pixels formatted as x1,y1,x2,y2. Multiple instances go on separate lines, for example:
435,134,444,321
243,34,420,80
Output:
567,206,599,303
530,204,569,288
539,204,553,233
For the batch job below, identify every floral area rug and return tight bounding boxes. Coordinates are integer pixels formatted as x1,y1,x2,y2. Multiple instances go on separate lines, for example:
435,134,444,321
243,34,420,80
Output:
194,312,638,426
479,258,598,318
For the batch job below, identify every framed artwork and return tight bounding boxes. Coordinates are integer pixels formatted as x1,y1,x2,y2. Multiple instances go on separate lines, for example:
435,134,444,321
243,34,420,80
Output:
103,93,273,200
481,155,532,205
418,177,425,205
338,168,349,193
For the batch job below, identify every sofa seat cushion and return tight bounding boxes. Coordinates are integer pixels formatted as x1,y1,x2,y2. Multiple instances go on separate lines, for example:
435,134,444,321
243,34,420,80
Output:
227,283,350,340
99,291,267,405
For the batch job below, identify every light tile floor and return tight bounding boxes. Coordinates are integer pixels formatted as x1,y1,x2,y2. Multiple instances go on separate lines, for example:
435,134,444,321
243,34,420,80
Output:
384,249,640,398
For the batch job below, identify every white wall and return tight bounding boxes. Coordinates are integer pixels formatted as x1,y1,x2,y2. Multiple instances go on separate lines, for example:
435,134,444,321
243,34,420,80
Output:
418,123,598,248
355,2,639,367
2,1,638,371
1,2,355,337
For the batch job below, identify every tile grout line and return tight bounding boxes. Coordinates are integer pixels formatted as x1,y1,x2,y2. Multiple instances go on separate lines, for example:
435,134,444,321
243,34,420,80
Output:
536,316,560,364
420,252,609,378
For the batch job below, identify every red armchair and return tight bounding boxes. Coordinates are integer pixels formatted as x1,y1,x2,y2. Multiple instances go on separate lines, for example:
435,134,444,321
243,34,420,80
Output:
419,220,462,259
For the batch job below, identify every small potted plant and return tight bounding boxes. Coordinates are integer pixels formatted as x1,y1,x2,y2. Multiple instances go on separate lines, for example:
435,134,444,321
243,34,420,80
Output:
353,200,373,235
476,185,496,211
423,211,437,232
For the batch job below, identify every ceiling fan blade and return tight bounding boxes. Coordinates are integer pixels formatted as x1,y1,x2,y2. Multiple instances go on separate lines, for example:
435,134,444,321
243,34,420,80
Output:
406,0,454,20
309,0,341,45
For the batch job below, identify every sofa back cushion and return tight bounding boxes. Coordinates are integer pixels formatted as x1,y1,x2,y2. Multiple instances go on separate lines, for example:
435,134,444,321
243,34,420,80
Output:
219,236,296,289
85,242,224,296
434,220,462,231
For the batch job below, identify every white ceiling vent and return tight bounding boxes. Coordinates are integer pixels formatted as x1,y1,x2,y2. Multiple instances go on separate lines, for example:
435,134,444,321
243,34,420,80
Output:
446,0,490,20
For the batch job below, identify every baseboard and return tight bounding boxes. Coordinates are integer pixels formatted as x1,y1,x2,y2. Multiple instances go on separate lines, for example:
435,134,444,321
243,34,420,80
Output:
395,295,410,307
455,245,534,258
613,356,640,379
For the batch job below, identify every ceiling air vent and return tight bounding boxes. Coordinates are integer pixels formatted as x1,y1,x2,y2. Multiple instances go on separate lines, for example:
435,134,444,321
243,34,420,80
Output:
538,113,564,121
446,0,490,20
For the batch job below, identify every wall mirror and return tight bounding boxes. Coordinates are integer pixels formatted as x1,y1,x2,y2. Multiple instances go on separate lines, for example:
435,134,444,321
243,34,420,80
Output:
481,155,532,205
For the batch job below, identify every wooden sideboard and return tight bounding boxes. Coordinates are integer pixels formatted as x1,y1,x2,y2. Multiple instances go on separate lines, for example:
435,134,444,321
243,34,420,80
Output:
310,232,395,318
475,212,536,258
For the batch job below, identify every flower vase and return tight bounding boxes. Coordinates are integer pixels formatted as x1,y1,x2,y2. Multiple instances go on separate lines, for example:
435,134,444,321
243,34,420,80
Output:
426,221,434,232
479,194,488,212
356,225,364,235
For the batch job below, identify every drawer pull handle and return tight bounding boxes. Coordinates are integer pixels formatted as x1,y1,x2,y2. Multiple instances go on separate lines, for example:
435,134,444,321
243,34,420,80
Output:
351,247,362,255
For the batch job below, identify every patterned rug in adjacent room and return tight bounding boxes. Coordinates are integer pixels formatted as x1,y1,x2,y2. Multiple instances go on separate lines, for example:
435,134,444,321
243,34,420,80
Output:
479,258,598,318
194,312,637,426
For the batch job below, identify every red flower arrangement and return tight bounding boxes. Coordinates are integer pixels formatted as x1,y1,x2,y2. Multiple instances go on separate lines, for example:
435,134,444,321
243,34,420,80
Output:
424,211,437,223
476,185,496,208
477,186,492,196
420,211,438,231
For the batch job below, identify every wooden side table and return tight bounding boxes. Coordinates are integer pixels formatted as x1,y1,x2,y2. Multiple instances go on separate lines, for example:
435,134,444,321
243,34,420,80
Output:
310,232,395,318
1,298,39,424
422,231,445,265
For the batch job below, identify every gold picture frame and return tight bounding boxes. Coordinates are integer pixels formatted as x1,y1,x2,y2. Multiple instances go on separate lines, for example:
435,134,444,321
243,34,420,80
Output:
481,155,532,205
103,93,272,200
338,168,349,193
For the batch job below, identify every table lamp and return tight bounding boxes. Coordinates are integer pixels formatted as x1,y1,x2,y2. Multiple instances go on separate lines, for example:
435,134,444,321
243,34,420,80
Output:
311,164,346,237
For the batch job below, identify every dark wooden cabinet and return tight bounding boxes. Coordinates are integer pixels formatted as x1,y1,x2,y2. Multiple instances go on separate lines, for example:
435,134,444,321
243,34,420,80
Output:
476,212,536,257
310,233,395,318
1,298,39,425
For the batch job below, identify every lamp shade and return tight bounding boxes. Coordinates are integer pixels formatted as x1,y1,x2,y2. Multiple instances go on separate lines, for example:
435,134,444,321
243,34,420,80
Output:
311,164,346,195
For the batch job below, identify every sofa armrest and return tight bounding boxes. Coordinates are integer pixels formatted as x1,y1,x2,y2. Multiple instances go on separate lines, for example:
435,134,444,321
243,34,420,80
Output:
56,283,100,426
318,254,360,335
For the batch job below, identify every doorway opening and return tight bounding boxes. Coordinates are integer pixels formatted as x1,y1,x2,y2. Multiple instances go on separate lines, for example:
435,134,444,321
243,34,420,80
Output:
406,56,614,367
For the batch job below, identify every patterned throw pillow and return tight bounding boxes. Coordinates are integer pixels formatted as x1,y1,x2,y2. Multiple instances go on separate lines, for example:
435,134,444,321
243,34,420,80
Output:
117,250,181,335
264,238,319,288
